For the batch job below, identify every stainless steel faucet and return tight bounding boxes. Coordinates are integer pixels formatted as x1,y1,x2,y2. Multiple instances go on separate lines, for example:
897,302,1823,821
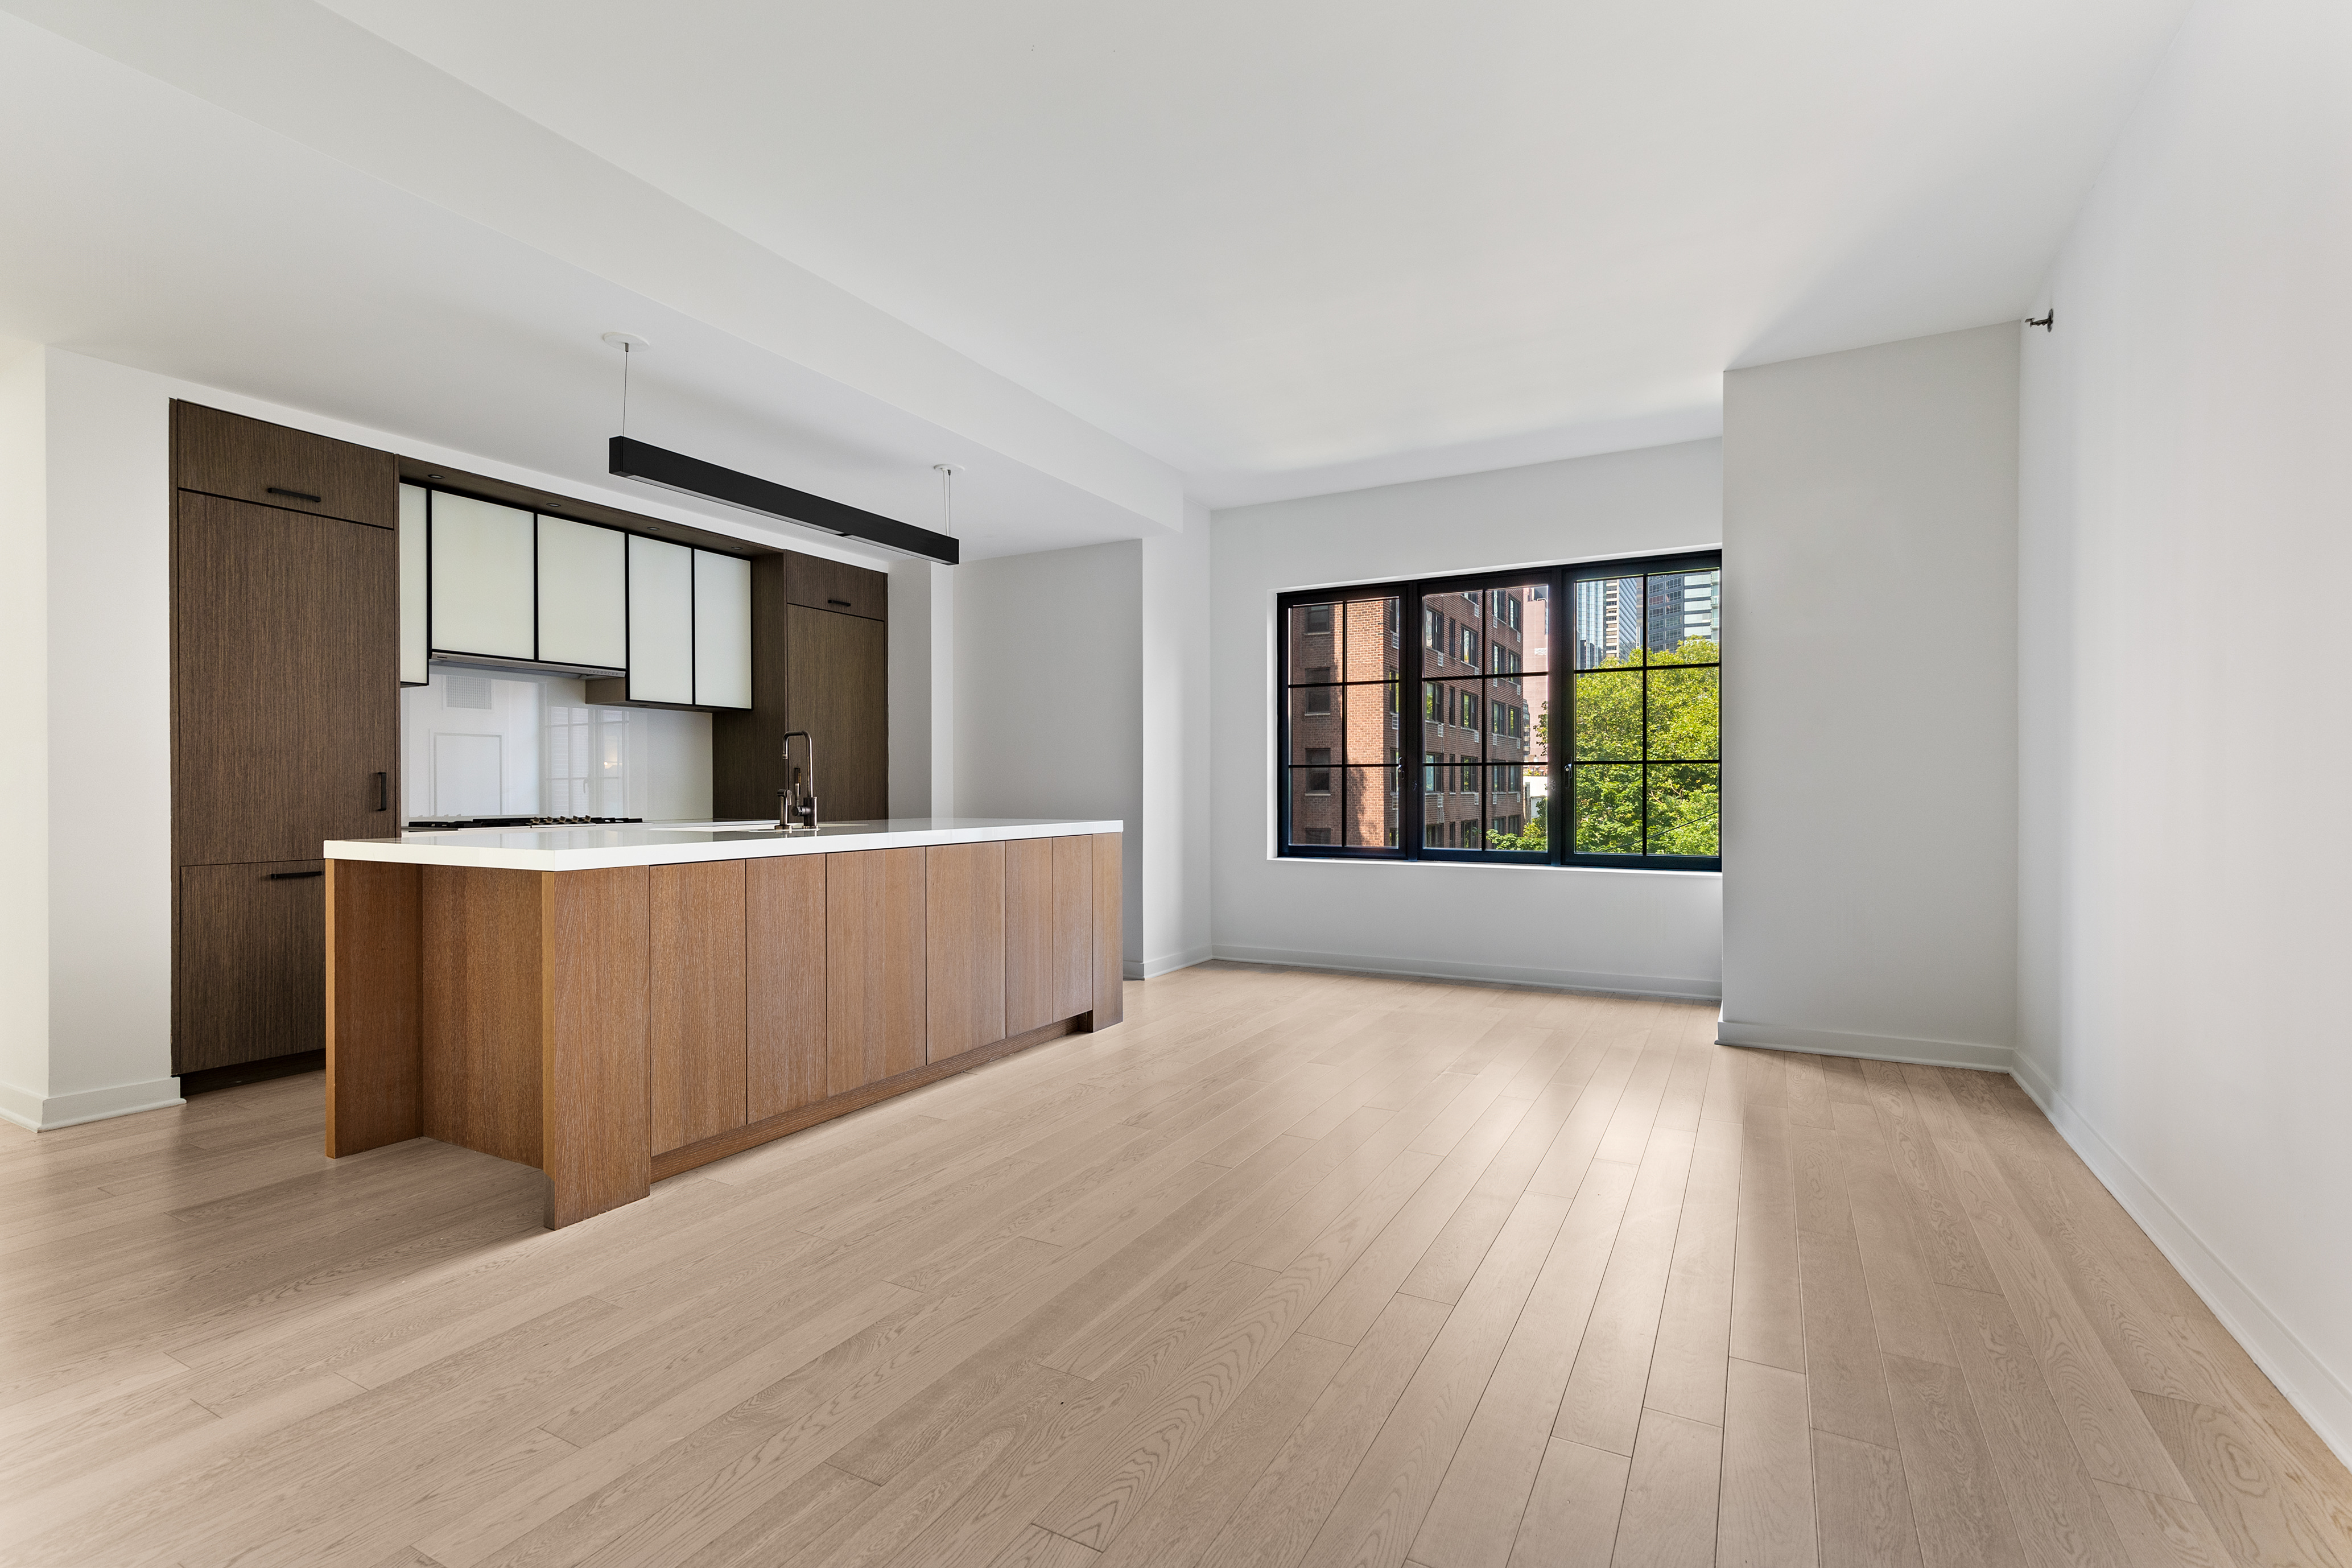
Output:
778,731,818,831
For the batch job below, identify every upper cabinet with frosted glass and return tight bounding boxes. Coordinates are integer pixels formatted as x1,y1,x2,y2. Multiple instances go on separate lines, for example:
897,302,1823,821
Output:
402,484,753,711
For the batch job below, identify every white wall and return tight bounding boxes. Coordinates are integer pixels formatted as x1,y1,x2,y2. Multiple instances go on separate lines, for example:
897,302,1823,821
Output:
1210,441,1725,997
888,559,956,819
954,540,1146,965
2017,0,2352,1458
0,345,881,1131
1139,507,1215,976
0,343,52,1121
1719,325,2020,1067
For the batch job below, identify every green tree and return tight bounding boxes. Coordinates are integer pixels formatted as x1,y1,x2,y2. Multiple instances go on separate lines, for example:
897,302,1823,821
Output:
1489,636,1718,856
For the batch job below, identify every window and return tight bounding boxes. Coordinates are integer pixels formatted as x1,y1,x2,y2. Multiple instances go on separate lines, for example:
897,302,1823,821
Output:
1277,552,1718,869
1281,595,1403,851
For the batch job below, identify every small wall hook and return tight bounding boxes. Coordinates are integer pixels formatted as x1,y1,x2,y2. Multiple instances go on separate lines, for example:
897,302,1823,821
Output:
2026,310,2055,332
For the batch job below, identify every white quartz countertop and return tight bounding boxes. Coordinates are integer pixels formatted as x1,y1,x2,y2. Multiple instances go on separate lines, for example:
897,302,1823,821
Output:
323,817,1124,872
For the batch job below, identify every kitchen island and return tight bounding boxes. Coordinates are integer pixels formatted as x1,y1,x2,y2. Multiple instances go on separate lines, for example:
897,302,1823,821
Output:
324,818,1123,1226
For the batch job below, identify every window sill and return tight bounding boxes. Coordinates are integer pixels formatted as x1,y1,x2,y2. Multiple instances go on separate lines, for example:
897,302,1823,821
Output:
1270,853,1719,877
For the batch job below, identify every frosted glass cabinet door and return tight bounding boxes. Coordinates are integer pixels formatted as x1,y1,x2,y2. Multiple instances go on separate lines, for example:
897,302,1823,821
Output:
428,493,535,659
693,550,753,709
628,535,695,705
398,483,429,684
537,516,628,670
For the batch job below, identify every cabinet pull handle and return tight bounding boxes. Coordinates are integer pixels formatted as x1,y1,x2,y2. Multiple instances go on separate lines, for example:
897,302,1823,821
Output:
266,486,323,502
374,771,389,811
268,870,324,880
828,597,852,607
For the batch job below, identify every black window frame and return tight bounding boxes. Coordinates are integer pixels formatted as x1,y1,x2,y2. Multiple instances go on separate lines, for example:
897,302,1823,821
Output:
1276,549,1721,872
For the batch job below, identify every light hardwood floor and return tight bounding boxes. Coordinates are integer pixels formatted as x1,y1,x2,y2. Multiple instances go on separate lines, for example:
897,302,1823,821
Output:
5,963,2349,1568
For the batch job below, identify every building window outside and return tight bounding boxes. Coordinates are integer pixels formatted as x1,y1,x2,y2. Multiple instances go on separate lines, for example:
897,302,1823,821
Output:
1277,551,1719,870
1281,593,1403,850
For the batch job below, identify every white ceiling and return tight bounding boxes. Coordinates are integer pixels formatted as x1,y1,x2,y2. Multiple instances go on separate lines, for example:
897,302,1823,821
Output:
2,0,2189,539
310,0,2191,503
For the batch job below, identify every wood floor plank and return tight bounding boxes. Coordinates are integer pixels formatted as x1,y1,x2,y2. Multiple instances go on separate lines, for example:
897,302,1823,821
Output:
1812,1431,1920,1568
1718,1356,1817,1568
1610,1407,1721,1568
1935,1284,2133,1568
2135,1389,2352,1568
1189,1294,1450,1568
1091,1333,1351,1568
1917,1074,2191,1502
1880,1352,2028,1568
2090,1480,2235,1568
1413,1158,1640,1568
3,976,2339,1568
1643,1124,1742,1427
1240,1189,1574,1568
1796,1223,1896,1449
1507,1440,1629,1568
1554,1132,1697,1455
1731,1097,1805,1373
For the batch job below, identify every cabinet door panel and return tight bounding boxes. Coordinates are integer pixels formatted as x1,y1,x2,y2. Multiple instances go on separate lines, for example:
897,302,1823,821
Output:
174,401,396,529
175,492,401,866
537,515,628,670
399,484,428,684
1004,838,1058,1035
784,554,888,621
746,855,827,1120
786,606,889,821
628,535,695,704
428,492,535,660
694,550,752,709
650,860,748,1155
926,843,1006,1062
826,848,925,1095
1053,835,1095,1021
178,861,327,1072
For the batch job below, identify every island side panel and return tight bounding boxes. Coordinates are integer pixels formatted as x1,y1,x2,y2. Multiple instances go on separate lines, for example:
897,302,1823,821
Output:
420,866,544,1169
926,841,1007,1062
325,859,421,1157
746,855,828,1119
541,866,652,1229
649,860,748,1154
1091,832,1124,1028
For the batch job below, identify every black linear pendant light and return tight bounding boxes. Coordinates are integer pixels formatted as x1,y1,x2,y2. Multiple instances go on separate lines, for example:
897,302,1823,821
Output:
600,333,960,564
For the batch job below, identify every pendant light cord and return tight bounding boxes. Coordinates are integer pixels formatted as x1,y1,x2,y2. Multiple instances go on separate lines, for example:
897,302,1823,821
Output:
620,342,631,437
936,462,957,536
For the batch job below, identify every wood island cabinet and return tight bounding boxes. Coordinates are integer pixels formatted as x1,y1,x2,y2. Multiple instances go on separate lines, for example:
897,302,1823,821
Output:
650,861,748,1156
926,841,1007,1062
327,830,1124,1228
826,847,927,1094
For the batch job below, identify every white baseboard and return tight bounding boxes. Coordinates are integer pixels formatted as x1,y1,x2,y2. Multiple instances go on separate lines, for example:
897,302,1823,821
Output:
1129,946,1214,981
0,1075,185,1132
1714,1017,2014,1073
2011,1054,2352,1470
1209,944,1720,1002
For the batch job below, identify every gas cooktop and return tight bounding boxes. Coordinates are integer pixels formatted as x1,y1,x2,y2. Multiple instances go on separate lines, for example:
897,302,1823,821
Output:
406,816,644,831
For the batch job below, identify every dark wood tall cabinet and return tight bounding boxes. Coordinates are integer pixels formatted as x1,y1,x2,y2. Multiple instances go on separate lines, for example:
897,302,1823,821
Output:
712,554,890,822
172,403,401,1075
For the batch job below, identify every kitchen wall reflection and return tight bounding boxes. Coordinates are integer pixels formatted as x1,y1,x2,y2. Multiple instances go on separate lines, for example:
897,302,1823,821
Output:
399,667,713,823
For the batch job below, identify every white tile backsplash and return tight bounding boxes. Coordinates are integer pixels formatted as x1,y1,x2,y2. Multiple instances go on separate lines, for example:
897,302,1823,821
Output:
401,666,711,822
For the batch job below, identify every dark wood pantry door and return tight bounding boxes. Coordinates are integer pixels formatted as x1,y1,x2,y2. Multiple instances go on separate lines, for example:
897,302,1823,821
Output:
174,490,399,1071
173,491,401,868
